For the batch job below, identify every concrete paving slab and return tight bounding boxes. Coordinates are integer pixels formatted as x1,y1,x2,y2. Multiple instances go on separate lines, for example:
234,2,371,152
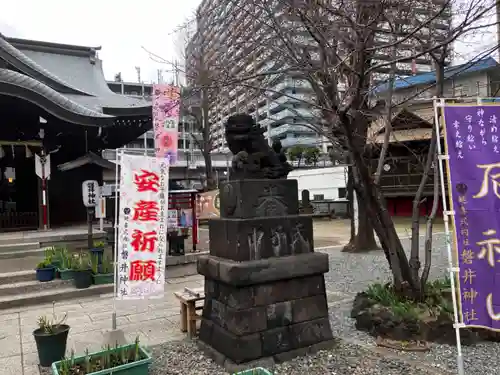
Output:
14,274,206,367
122,318,180,346
0,317,20,337
23,350,44,367
0,311,19,322
0,355,23,375
23,365,40,375
66,330,106,354
125,307,179,324
0,334,21,358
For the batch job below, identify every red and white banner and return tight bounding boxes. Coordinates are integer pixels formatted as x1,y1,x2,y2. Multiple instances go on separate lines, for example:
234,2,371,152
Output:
152,84,179,163
117,154,169,299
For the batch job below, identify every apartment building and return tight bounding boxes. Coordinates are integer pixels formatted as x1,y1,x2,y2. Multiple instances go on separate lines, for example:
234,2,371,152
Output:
371,0,452,82
187,0,451,153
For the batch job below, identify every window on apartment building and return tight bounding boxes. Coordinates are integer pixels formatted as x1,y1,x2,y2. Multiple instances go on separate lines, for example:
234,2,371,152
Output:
313,194,325,201
338,188,347,199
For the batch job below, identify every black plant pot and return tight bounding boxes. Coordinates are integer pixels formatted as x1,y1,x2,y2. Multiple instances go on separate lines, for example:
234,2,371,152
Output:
33,324,70,367
73,269,92,289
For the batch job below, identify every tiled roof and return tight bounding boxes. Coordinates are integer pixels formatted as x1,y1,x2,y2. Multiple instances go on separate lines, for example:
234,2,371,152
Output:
374,57,499,93
0,34,151,123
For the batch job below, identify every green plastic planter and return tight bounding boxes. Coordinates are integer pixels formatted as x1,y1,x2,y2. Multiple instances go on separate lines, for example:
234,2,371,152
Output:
58,269,74,280
51,344,152,375
92,273,114,285
233,368,272,375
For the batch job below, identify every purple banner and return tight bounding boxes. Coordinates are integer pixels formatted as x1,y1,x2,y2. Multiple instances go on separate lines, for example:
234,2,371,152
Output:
443,105,500,330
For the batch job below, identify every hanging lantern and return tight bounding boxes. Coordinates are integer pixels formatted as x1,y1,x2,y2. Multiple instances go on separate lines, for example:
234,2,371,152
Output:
25,145,33,158
4,167,15,183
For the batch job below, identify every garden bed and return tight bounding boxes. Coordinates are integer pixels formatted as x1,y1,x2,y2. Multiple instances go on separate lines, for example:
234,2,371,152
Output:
351,279,500,345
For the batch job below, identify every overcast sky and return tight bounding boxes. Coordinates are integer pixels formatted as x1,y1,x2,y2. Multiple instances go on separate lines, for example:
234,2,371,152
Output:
0,0,497,85
0,0,200,83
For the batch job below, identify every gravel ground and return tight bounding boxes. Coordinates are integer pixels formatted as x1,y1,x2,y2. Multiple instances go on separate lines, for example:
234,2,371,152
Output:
148,339,453,375
323,233,500,375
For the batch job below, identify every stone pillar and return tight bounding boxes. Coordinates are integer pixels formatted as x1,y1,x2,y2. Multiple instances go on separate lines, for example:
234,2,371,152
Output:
197,179,333,371
300,189,314,214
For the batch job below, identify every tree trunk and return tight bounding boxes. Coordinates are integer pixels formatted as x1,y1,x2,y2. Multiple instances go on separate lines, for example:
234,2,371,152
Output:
342,188,378,252
409,127,437,290
203,150,217,190
343,111,415,290
421,150,439,291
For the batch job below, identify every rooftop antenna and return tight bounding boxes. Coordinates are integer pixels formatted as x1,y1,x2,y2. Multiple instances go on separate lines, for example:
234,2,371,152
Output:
135,66,141,83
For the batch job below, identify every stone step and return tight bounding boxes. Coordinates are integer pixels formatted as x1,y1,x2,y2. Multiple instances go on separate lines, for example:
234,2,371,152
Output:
0,279,76,298
0,248,46,260
0,270,37,286
0,231,106,246
0,283,114,311
0,242,41,253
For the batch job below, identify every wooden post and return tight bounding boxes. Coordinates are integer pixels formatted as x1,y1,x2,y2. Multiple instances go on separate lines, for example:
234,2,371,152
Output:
87,207,94,249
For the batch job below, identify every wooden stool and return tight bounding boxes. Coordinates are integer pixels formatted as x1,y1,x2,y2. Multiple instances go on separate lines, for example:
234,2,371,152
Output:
174,287,205,338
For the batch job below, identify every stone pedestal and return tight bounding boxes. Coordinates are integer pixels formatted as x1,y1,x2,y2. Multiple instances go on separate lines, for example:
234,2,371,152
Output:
197,179,333,371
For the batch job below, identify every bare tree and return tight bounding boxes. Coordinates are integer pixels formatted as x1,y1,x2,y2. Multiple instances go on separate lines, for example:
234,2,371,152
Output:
179,0,498,297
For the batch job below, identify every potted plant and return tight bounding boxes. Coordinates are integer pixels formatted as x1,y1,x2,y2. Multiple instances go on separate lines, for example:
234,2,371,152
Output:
58,252,74,281
52,336,152,375
92,255,114,285
89,240,105,269
52,247,69,279
45,247,64,270
72,253,93,289
34,303,70,367
35,259,55,282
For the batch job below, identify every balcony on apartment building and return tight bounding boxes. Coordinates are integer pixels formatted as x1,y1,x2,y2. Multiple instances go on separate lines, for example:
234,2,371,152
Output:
102,148,232,169
259,108,317,128
279,134,321,148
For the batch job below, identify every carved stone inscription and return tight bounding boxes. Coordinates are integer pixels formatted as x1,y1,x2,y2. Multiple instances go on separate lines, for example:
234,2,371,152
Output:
291,222,311,255
271,225,288,257
248,228,265,260
219,179,298,219
255,184,287,217
210,216,314,261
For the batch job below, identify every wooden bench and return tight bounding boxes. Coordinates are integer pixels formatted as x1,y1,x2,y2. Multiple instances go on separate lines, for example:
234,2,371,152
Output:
174,287,205,338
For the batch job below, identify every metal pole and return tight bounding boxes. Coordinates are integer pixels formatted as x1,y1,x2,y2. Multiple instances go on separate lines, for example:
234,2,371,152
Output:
103,149,126,346
99,198,104,231
40,150,48,230
433,97,465,375
112,149,120,330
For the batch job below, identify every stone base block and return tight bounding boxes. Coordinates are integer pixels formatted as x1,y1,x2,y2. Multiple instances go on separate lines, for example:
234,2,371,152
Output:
197,335,337,373
199,316,334,365
209,215,314,261
219,179,299,219
197,252,329,286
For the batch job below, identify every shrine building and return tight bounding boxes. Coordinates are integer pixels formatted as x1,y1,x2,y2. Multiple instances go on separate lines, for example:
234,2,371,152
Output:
0,34,152,231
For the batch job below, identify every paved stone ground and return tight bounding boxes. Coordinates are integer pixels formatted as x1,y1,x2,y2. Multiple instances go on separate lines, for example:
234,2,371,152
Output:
2,275,204,375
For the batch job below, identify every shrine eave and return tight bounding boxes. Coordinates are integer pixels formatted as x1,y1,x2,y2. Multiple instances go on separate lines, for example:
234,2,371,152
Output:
0,34,152,126
57,151,116,172
0,68,114,127
0,36,92,96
